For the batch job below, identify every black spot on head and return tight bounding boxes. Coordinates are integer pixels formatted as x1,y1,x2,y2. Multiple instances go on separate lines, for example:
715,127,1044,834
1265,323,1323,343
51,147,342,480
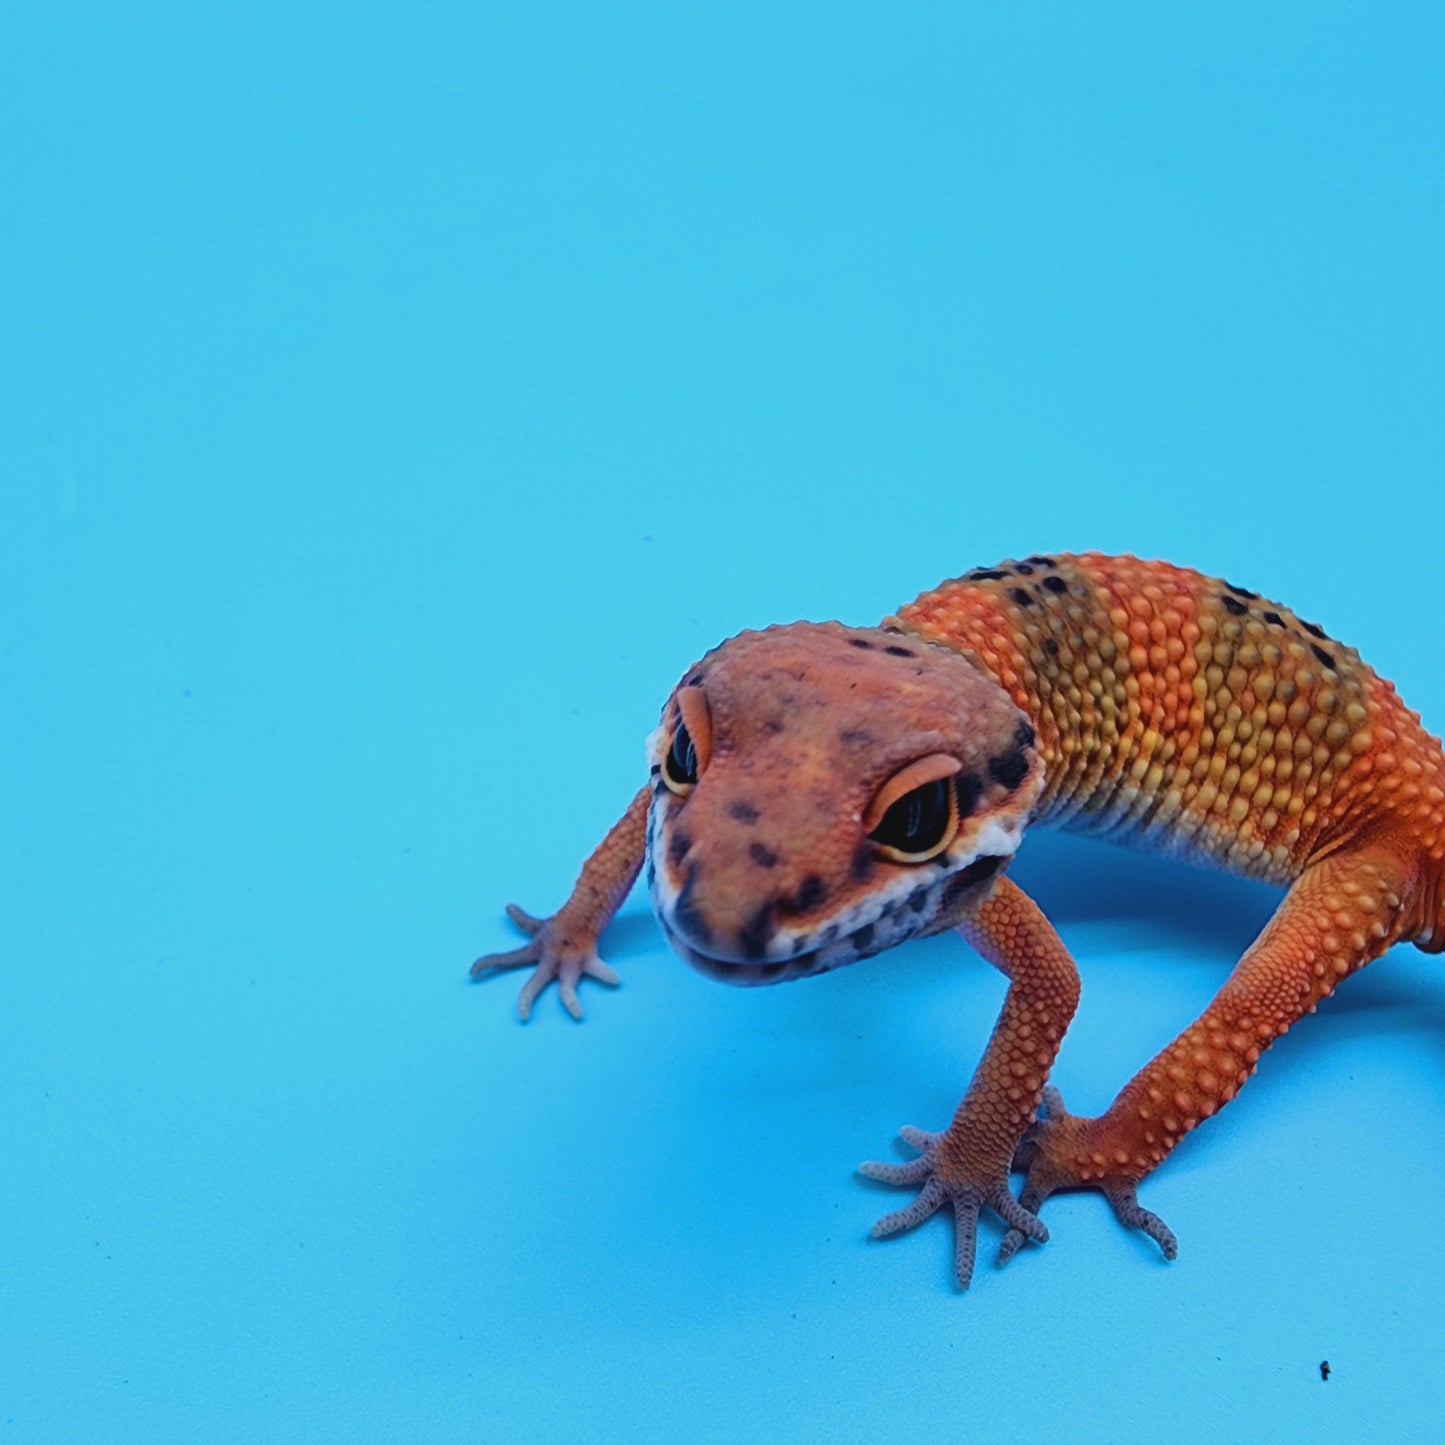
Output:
988,748,1030,790
1311,644,1337,671
782,874,827,915
667,830,692,867
1008,587,1035,607
883,624,905,635
1043,575,1068,594
650,763,662,777
763,718,786,734
737,903,775,961
1042,638,1060,656
851,841,875,882
1302,620,1329,640
1026,555,1058,569
1014,721,1036,748
1263,610,1285,627
645,858,656,889
956,772,984,817
1225,582,1260,600
685,675,705,687
728,801,760,824
884,645,915,658
1220,594,1249,617
840,727,873,746
852,922,875,952
672,867,712,948
848,638,874,650
748,841,778,869
1014,562,1035,576
969,569,1010,582
908,886,931,914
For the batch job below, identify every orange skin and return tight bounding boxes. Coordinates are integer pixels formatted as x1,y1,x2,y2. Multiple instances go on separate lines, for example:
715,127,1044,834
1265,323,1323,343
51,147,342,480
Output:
472,553,1445,1288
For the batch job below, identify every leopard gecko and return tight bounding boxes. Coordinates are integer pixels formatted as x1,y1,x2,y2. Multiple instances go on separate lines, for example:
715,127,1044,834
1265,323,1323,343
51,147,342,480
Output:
472,553,1445,1288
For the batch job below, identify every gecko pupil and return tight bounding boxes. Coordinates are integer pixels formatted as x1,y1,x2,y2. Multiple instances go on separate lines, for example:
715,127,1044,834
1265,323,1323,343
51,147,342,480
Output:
870,779,950,855
666,724,699,786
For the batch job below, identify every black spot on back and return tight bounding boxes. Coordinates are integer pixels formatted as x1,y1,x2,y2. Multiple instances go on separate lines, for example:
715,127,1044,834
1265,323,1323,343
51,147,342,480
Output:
1220,594,1249,617
1026,555,1058,569
1008,587,1035,607
848,638,874,650
988,748,1029,790
1225,582,1260,600
1303,620,1329,640
1014,562,1035,576
1263,610,1285,627
728,801,760,824
1311,644,1337,671
969,569,1010,582
1042,637,1060,656
884,645,915,658
1043,575,1068,594
749,842,778,869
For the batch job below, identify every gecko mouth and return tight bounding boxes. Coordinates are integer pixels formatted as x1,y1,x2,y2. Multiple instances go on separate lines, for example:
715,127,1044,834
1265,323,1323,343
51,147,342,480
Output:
654,883,946,987
652,853,1010,987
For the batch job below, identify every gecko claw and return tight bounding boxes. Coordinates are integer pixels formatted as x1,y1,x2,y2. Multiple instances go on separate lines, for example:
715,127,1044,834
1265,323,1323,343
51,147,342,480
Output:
471,905,621,1020
998,1086,1179,1266
861,1126,1047,1289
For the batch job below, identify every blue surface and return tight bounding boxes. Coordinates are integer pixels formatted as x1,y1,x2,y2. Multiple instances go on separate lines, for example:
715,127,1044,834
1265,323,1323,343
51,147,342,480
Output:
4,4,1445,1440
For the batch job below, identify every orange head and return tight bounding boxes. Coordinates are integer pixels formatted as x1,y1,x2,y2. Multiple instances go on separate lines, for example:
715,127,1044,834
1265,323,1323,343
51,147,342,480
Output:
645,621,1042,984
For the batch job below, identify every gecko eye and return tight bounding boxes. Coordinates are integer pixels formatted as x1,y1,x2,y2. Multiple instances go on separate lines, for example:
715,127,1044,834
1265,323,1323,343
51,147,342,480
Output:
863,753,963,864
869,779,956,861
663,723,699,793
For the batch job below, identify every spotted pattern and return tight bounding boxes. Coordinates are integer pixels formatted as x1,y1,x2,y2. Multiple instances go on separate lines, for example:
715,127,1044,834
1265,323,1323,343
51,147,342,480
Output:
476,550,1445,1287
894,551,1445,898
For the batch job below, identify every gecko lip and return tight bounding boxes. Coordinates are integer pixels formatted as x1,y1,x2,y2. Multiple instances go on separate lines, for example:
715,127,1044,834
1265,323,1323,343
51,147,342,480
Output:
655,899,930,986
655,910,861,985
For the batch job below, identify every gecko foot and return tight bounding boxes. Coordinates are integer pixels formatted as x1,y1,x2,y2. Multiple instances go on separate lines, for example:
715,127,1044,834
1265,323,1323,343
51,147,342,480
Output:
469,903,620,1021
996,1086,1178,1267
860,1125,1048,1289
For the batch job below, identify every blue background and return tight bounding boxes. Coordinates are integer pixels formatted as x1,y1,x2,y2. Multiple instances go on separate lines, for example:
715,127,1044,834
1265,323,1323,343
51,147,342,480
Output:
4,4,1445,1440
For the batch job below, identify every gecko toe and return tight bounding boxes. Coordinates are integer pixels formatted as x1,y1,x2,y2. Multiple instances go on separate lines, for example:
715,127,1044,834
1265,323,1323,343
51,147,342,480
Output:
1103,1182,1178,1260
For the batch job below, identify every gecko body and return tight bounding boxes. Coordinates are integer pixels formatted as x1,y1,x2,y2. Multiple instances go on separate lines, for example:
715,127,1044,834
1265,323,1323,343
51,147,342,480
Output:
473,553,1445,1287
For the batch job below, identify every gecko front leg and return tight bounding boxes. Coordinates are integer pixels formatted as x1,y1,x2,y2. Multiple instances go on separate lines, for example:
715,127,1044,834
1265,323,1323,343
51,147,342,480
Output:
470,786,650,1019
996,835,1416,1267
861,874,1082,1287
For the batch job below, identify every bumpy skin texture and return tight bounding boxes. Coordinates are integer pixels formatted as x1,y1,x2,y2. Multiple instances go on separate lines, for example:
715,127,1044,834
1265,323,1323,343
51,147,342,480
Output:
473,553,1445,1288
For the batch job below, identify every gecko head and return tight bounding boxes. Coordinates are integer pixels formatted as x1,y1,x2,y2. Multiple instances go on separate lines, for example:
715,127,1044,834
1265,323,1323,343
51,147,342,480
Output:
644,621,1044,985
